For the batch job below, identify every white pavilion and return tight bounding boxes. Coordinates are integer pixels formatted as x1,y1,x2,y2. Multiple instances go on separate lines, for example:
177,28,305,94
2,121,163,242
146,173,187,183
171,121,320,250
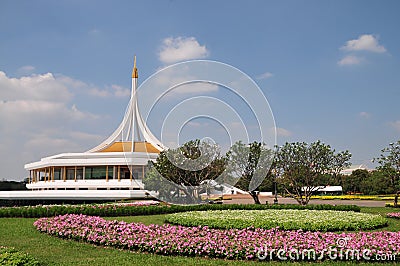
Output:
12,58,166,200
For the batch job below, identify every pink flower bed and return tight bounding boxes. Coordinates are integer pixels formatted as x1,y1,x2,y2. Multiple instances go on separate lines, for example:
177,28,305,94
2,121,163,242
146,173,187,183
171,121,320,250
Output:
387,212,400,219
34,214,400,261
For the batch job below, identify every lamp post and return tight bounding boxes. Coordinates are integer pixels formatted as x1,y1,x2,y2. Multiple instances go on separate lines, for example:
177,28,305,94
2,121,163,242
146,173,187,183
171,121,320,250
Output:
273,169,278,204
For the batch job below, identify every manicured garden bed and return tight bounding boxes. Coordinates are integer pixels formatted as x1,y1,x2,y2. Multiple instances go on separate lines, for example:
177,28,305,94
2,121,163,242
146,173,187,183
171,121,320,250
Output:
34,214,398,262
387,212,400,219
165,209,388,231
2,206,400,265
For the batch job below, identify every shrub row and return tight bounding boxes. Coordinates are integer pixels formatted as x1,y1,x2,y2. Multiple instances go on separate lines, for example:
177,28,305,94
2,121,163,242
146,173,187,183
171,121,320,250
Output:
0,203,360,218
386,202,400,208
165,209,387,231
0,246,40,266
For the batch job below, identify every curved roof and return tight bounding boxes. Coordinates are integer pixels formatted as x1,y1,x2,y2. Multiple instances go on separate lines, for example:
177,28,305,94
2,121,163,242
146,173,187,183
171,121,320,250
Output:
98,141,161,153
87,57,165,153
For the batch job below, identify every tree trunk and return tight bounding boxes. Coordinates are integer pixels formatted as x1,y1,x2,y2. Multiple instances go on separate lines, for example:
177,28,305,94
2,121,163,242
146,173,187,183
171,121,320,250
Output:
249,191,261,204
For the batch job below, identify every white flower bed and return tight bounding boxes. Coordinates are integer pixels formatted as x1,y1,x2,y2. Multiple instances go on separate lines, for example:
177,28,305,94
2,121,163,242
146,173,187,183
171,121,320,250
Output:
165,209,387,231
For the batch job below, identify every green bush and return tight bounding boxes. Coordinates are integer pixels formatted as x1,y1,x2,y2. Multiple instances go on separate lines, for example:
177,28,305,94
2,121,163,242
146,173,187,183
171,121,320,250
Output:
0,247,40,266
165,209,387,231
0,203,360,218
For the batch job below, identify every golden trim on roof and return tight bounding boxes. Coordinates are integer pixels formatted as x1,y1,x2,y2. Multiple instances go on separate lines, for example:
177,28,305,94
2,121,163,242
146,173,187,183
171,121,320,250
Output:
132,55,138,78
99,141,160,153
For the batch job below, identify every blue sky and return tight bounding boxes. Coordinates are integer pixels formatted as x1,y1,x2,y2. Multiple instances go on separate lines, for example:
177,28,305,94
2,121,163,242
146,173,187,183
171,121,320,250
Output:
1,0,399,180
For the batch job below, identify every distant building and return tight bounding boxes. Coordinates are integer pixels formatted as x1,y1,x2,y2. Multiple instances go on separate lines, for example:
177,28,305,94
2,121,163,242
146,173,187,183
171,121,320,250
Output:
340,164,370,176
301,186,343,195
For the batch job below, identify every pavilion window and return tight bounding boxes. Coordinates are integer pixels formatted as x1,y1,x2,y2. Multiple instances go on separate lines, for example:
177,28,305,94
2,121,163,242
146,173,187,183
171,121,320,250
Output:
53,168,61,180
132,166,143,179
85,166,107,179
76,167,83,180
39,170,45,182
120,166,131,179
66,168,75,180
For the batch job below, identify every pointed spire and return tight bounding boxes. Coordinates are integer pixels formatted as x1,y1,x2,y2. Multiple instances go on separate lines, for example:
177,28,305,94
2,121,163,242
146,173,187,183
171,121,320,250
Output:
132,55,138,78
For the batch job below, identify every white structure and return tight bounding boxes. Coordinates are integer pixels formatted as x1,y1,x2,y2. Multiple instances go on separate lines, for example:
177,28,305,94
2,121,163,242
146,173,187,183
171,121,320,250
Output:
301,186,343,195
340,164,369,176
24,57,164,194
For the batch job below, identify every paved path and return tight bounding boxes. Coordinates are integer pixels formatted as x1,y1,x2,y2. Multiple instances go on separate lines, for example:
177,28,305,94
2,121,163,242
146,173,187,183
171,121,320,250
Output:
223,195,388,207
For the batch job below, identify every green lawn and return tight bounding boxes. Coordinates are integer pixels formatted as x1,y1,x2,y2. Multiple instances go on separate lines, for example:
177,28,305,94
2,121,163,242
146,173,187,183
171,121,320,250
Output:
0,207,399,265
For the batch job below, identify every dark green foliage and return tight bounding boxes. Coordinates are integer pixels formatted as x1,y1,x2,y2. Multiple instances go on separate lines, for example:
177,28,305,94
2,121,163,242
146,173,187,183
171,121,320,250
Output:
0,181,27,191
143,139,226,204
341,169,397,195
275,141,351,205
343,169,369,194
225,141,275,204
374,140,400,193
0,247,40,266
0,203,360,218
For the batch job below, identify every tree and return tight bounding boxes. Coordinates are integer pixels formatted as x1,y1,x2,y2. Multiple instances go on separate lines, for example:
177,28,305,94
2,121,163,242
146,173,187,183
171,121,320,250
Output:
340,169,395,195
275,141,351,205
225,141,275,204
143,139,226,204
343,169,368,194
374,140,400,193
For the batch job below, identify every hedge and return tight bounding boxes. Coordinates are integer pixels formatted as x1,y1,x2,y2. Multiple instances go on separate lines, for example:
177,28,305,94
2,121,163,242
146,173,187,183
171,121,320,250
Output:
0,203,360,218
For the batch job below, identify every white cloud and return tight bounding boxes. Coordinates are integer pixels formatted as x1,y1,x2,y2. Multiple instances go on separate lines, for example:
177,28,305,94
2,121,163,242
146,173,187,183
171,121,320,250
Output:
0,70,106,180
112,84,130,97
0,71,72,101
338,55,363,66
276,127,292,137
89,84,130,98
158,36,209,64
359,112,370,119
186,121,203,127
389,121,400,132
152,68,218,97
257,72,274,80
89,87,110,97
341,34,386,53
88,28,101,36
172,82,218,94
69,131,104,142
17,65,35,75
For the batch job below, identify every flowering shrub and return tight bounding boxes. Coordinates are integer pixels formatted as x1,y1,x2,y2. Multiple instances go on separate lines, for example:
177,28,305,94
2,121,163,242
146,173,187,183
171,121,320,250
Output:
0,246,40,266
0,203,360,218
387,212,400,219
165,210,387,231
34,214,399,261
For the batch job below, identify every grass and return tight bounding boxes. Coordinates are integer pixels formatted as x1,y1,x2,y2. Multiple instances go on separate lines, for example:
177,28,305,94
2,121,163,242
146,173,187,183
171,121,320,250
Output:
105,214,166,225
0,207,399,265
360,207,400,232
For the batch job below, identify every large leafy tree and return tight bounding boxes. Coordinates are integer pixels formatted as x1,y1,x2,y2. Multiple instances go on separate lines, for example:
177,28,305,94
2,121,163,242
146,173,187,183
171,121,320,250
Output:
374,140,400,192
143,139,226,204
343,169,368,194
225,141,275,204
275,141,351,205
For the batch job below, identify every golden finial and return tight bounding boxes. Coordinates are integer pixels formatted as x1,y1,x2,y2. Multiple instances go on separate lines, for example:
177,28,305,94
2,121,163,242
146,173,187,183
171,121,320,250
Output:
132,55,138,78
